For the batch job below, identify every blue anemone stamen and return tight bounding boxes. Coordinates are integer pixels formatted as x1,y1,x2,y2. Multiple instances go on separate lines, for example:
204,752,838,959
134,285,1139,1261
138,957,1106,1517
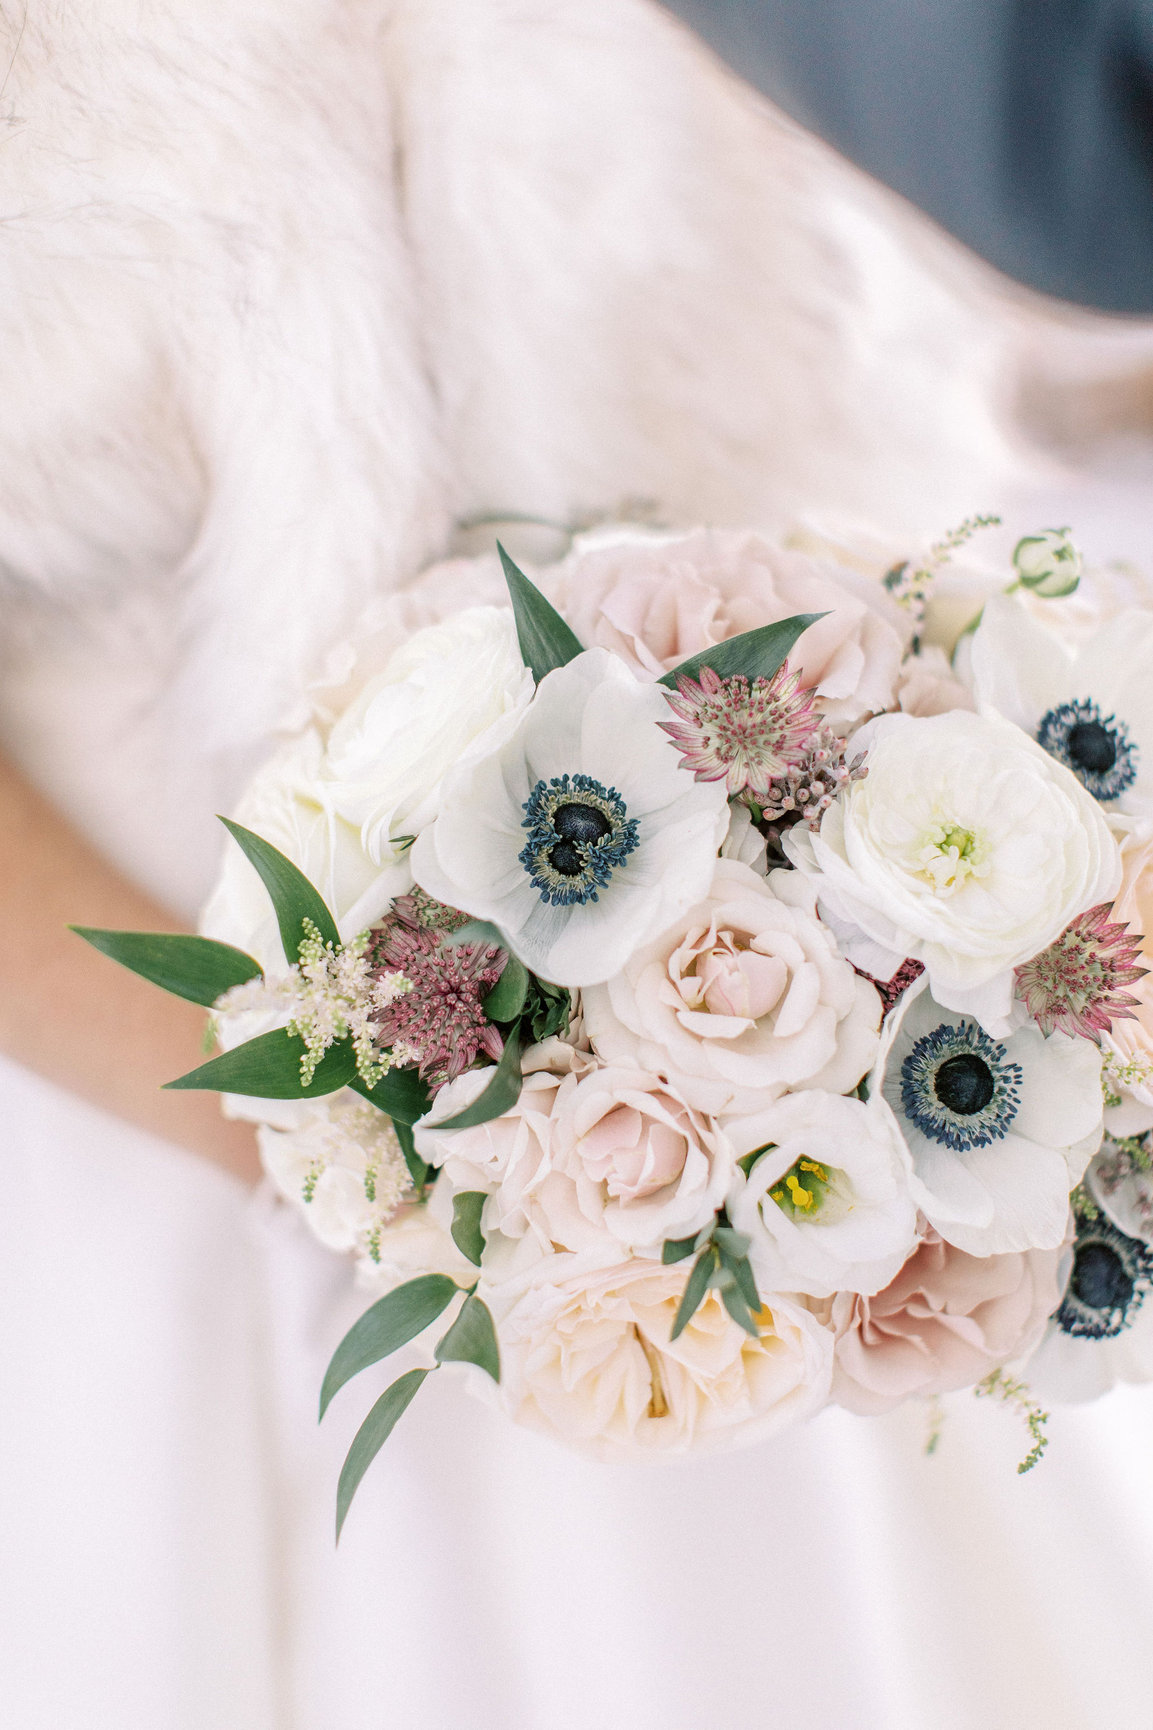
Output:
897,1019,1022,1152
1036,697,1138,802
519,773,640,906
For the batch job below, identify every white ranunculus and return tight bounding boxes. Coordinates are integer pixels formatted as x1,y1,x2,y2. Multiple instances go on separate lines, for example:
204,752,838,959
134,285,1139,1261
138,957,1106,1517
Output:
582,859,881,1116
786,708,1120,1032
874,976,1103,1257
418,1059,733,1256
489,1251,833,1459
726,1090,918,1298
201,728,411,971
411,649,730,988
971,594,1153,822
319,606,534,866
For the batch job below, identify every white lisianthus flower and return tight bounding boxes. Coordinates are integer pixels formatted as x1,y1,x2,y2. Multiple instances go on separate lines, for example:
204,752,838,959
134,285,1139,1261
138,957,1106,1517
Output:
319,606,534,865
418,1059,733,1256
874,976,1103,1256
582,859,880,1116
786,709,1120,1031
411,649,730,988
726,1090,918,1298
971,594,1153,822
489,1251,833,1459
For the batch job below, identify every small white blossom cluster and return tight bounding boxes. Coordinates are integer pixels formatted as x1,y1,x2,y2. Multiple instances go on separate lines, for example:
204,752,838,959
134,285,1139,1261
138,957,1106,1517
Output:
204,524,1153,1463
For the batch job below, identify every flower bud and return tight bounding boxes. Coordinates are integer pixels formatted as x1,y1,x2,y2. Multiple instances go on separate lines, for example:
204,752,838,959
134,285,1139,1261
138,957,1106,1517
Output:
1012,528,1082,597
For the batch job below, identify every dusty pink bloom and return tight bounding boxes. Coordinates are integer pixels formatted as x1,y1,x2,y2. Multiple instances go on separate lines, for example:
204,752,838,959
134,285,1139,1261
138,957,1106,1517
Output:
829,1230,1065,1415
549,529,910,725
369,918,506,1087
660,660,820,798
1015,902,1147,1040
758,724,868,829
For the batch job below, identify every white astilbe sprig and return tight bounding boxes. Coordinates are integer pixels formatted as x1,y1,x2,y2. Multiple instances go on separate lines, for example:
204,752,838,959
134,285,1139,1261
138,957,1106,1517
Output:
218,919,411,1087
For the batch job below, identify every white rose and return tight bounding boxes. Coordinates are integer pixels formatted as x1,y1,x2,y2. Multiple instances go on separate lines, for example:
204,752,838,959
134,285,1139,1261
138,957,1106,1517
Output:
490,1251,833,1459
787,709,1120,1031
320,606,534,866
582,858,881,1116
726,1090,918,1298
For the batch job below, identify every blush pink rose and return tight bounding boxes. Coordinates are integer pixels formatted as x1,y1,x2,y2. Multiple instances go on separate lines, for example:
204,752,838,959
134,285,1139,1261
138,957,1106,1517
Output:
828,1230,1065,1415
549,528,911,724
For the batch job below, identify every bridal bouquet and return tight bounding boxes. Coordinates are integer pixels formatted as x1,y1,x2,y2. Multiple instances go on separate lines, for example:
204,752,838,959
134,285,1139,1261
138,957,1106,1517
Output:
77,522,1153,1534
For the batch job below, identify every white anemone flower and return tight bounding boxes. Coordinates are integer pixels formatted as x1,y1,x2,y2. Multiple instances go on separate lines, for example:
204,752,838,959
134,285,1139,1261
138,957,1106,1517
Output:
971,595,1153,823
1023,1203,1153,1403
874,975,1104,1257
410,649,730,987
785,708,1119,1032
725,1089,918,1298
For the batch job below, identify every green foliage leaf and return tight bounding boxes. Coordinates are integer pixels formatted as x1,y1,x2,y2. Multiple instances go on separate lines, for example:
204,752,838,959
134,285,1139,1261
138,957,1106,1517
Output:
670,1246,717,1342
70,927,262,1007
713,1225,752,1260
219,817,340,959
164,1028,355,1098
720,1280,759,1337
391,1117,429,1190
724,1250,761,1315
319,1274,459,1420
523,977,571,1045
498,542,584,681
434,1294,500,1383
482,953,529,1024
450,1191,487,1266
658,612,826,691
349,1065,432,1128
335,1368,430,1541
434,1030,523,1130
661,1234,698,1265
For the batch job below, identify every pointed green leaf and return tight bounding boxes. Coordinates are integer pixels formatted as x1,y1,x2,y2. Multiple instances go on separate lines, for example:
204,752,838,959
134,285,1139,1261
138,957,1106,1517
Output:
661,1233,698,1265
433,1030,523,1130
725,1251,761,1315
219,817,340,959
349,1065,432,1128
391,1117,429,1190
713,1225,752,1260
720,1279,759,1337
658,612,826,691
450,1191,488,1266
482,953,529,1024
319,1274,458,1420
498,542,584,681
70,927,261,1007
164,1028,355,1098
434,1294,500,1383
335,1368,430,1541
670,1247,717,1342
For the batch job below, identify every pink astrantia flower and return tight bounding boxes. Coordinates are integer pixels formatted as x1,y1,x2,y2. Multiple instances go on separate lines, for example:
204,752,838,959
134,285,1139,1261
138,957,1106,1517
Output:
1015,902,1148,1040
369,914,506,1087
660,660,820,799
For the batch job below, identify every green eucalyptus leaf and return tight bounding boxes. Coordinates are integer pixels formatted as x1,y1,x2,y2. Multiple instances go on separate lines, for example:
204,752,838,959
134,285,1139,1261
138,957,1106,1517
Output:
661,1234,698,1265
450,1191,488,1267
659,612,826,691
319,1274,459,1420
434,1293,500,1383
219,817,341,959
70,927,261,1007
335,1368,430,1541
670,1247,716,1342
434,1030,523,1130
349,1065,432,1128
482,954,529,1024
720,1281,759,1337
729,1253,761,1314
498,542,584,681
164,1028,355,1098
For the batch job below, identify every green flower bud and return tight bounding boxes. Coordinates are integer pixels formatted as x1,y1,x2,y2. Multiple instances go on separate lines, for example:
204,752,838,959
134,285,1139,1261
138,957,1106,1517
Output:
1012,528,1082,597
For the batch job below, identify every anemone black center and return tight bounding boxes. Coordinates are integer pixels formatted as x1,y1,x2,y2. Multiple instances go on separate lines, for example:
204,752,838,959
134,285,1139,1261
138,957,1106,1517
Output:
1065,720,1117,774
547,840,585,877
552,801,613,846
933,1052,995,1116
1071,1241,1134,1313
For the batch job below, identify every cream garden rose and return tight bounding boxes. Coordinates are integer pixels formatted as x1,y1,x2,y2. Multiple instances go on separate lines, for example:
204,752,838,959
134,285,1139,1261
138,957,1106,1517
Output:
582,858,881,1116
787,709,1121,1031
491,1252,833,1459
